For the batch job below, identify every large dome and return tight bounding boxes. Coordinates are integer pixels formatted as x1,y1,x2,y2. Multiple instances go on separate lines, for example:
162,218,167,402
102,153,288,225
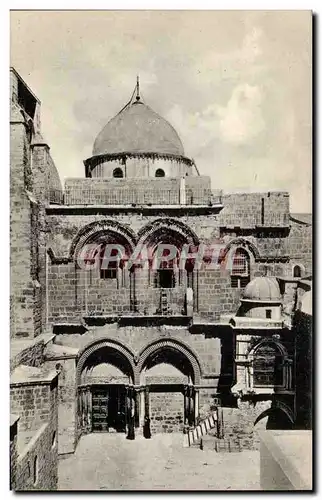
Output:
92,99,185,158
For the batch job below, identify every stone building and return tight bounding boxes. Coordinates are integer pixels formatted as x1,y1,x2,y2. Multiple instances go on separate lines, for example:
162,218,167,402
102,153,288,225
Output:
10,67,312,486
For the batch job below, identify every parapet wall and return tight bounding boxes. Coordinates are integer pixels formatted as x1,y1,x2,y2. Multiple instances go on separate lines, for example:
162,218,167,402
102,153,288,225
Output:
63,176,216,205
219,192,290,228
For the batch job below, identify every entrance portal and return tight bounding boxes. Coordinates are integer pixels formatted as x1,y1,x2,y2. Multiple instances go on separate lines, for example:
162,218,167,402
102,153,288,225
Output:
139,345,199,434
92,386,126,433
77,341,135,437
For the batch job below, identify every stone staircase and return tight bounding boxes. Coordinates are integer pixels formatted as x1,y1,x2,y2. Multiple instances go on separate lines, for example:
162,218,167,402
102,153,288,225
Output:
183,412,218,447
183,410,242,452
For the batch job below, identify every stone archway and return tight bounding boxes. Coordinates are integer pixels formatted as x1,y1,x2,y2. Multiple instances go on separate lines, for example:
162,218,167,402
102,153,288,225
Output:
254,404,295,430
136,219,200,315
137,338,202,435
76,338,137,436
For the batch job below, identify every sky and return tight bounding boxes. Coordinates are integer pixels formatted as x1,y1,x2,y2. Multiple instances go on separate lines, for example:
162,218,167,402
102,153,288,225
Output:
10,10,312,212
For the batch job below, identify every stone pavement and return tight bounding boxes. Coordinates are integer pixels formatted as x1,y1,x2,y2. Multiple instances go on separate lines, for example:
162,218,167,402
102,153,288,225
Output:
58,433,260,491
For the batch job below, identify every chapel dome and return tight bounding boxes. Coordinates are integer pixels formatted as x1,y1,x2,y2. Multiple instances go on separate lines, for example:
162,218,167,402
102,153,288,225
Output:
92,98,185,158
242,277,281,303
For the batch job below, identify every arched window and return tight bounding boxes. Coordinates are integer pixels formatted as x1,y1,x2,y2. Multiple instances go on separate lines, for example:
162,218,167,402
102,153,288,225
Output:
100,245,119,280
113,168,124,178
293,265,303,278
231,248,250,289
253,343,284,387
155,168,165,177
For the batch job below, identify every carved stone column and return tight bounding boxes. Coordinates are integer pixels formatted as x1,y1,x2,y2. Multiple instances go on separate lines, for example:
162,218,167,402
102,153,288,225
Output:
216,406,224,439
134,388,140,428
194,389,199,423
143,386,151,439
86,386,92,433
126,385,135,440
139,388,145,426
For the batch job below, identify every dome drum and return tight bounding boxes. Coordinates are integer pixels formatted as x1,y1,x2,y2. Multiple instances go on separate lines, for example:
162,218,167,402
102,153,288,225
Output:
86,153,193,179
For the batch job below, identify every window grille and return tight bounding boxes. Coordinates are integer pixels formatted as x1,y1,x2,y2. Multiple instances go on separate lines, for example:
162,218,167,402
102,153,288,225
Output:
253,344,283,387
230,248,250,288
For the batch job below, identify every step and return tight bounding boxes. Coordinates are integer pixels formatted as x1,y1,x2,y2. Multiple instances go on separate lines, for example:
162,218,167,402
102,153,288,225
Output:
201,436,242,453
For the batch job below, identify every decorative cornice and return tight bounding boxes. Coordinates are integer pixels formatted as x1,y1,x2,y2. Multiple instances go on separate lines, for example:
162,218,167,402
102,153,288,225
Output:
84,151,193,170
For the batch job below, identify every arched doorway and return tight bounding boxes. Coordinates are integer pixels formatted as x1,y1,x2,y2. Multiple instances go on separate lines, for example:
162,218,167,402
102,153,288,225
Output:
77,340,136,436
138,339,201,435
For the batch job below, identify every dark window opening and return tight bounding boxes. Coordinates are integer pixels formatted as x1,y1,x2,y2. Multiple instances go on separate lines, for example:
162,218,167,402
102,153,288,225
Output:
155,269,175,288
155,168,165,177
100,268,117,280
253,344,283,387
261,197,265,225
17,79,37,119
266,309,272,319
113,168,124,178
100,246,119,279
293,265,302,278
231,276,250,289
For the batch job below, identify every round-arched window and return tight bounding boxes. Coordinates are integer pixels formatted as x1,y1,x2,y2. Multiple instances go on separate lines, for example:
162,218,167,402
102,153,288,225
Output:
293,265,303,278
155,169,165,177
230,248,250,288
113,168,124,178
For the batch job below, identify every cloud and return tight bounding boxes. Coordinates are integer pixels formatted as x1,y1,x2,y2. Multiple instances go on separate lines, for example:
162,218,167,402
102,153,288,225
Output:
10,11,311,212
218,83,265,145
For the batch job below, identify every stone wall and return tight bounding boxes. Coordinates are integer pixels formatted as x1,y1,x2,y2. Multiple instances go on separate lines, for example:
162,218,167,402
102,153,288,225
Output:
197,268,241,319
10,417,19,490
10,119,36,338
10,375,58,490
44,358,77,455
10,71,49,339
14,423,58,491
55,324,223,382
219,192,289,228
288,219,312,275
149,390,184,433
44,203,313,324
10,377,58,432
222,400,272,450
64,176,215,206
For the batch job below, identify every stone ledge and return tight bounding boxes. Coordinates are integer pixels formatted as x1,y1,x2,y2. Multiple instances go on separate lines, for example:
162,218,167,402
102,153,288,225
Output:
259,430,312,490
10,364,58,386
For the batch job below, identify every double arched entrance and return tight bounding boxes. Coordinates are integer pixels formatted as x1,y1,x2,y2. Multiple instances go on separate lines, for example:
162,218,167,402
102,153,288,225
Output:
76,338,202,438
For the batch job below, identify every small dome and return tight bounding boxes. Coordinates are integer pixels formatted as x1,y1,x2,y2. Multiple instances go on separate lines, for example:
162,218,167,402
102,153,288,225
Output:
92,99,184,158
242,277,281,302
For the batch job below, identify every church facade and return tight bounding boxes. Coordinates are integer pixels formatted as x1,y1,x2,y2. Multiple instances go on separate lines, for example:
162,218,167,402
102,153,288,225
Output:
10,67,312,486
